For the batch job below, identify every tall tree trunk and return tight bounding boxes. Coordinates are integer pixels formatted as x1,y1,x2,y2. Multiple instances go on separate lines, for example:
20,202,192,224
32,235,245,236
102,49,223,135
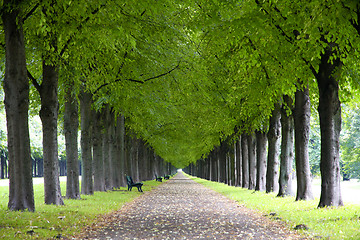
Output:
229,143,235,186
294,87,313,201
316,46,343,207
248,133,256,190
210,150,217,181
255,131,267,191
124,128,132,177
3,3,35,211
80,90,93,195
266,104,281,193
219,141,227,183
93,110,105,191
102,106,112,190
109,112,118,188
241,134,249,188
40,62,64,205
137,139,145,179
64,87,80,199
235,136,242,187
131,137,140,182
278,96,294,197
115,115,126,187
153,153,160,179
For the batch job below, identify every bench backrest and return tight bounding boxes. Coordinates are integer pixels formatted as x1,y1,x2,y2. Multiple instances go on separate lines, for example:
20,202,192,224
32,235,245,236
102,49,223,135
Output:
126,176,134,185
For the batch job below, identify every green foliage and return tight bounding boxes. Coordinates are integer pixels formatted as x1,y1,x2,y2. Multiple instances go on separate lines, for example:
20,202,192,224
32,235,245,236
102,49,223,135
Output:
2,0,360,169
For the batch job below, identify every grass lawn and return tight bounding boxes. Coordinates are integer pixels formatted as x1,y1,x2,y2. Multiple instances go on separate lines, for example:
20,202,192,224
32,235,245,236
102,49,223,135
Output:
187,174,360,240
0,179,163,239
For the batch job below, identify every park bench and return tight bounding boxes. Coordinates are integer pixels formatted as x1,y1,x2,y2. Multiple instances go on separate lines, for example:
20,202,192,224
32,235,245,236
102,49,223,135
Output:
126,176,143,192
164,175,170,180
155,174,163,182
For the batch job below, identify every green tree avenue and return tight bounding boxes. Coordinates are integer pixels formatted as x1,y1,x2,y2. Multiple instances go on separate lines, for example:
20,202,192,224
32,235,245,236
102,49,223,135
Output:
1,0,360,213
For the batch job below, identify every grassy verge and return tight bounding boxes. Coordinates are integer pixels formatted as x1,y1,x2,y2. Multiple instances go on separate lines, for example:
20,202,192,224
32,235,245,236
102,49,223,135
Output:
186,174,360,240
0,179,163,239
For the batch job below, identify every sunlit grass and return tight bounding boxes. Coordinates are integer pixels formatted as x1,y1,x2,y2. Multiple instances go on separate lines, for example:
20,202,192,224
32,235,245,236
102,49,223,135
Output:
187,174,360,240
0,179,163,239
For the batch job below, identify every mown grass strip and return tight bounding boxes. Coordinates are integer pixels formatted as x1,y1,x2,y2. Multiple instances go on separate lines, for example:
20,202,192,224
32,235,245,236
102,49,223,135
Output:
0,179,163,239
186,174,360,240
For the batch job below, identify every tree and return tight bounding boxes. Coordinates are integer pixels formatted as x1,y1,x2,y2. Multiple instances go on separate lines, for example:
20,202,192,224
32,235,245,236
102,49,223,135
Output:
2,0,34,211
266,104,281,193
63,81,80,199
241,134,249,188
294,87,314,200
79,89,93,195
247,133,256,190
92,109,105,191
255,131,267,192
316,46,343,207
235,136,242,187
278,96,294,197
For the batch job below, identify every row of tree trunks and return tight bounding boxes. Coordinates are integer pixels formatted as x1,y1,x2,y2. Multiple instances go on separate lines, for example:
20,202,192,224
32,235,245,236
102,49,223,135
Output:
186,89,316,202
77,99,175,196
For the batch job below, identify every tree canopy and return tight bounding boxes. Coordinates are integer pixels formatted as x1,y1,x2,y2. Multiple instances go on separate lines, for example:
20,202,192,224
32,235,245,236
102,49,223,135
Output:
1,0,360,169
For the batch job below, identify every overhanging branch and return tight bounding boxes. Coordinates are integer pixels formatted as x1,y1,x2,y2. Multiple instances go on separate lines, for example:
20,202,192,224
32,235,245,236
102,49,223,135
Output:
23,3,40,23
93,62,181,95
27,69,41,92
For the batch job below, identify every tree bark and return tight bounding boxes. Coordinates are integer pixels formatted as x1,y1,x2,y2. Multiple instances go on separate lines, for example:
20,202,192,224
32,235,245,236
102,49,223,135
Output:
93,110,105,191
80,90,93,195
3,3,35,211
131,136,140,182
316,46,343,207
137,139,145,179
266,104,281,193
247,133,256,190
294,86,313,201
115,115,126,187
64,86,80,199
255,131,267,191
229,143,235,186
40,62,64,205
235,136,242,187
102,106,112,190
210,150,218,181
241,134,249,188
219,141,227,183
278,96,294,197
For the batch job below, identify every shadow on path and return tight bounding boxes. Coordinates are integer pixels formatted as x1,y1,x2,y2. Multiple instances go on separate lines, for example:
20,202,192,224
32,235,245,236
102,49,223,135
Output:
76,172,305,239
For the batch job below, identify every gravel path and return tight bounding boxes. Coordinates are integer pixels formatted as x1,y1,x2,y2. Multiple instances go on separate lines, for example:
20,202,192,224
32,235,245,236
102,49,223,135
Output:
77,172,305,239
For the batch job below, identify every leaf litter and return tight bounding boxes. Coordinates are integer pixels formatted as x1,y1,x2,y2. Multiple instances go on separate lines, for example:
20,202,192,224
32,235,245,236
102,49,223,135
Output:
72,172,308,239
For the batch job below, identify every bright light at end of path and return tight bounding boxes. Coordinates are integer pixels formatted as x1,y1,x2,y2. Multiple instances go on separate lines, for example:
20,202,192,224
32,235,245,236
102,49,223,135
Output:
177,169,183,172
